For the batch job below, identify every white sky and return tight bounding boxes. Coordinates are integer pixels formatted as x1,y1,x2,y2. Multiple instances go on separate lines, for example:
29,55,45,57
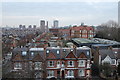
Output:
0,0,119,27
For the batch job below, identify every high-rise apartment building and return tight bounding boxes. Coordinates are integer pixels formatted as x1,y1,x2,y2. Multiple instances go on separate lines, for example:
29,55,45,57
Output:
45,21,49,32
28,25,32,28
53,20,59,28
33,25,36,29
40,20,49,32
40,20,45,32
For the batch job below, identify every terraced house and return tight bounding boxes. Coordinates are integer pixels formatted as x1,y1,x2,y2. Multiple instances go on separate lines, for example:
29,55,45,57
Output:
46,46,92,79
9,46,92,79
11,47,46,78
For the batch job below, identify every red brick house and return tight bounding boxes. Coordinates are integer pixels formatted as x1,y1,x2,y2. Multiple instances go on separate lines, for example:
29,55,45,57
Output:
11,48,29,78
11,47,46,78
49,25,95,39
70,26,94,38
46,47,91,79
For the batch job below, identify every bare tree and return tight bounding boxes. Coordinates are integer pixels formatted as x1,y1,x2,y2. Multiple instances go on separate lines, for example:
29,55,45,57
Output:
96,20,120,41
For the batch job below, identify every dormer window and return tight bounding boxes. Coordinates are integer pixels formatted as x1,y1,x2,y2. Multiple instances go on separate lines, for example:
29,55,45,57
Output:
22,51,27,56
115,51,117,54
87,51,89,55
31,52,34,56
57,50,60,54
47,50,49,53
71,49,73,51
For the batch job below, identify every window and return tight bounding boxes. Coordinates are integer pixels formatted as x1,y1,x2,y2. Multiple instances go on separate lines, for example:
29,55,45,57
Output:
48,61,54,67
80,30,82,33
82,35,87,37
89,34,93,37
57,50,60,54
35,72,41,78
82,30,87,33
72,30,74,33
47,50,49,53
111,60,115,65
78,60,85,67
34,62,42,70
68,70,74,77
48,70,54,77
89,30,93,33
57,61,60,67
31,52,34,56
22,51,27,56
63,49,66,52
62,61,65,67
68,61,74,67
14,63,22,69
79,69,85,76
115,51,117,54
71,49,73,51
87,51,89,56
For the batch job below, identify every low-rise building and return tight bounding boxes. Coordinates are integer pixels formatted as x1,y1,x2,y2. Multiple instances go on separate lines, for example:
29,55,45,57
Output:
46,47,92,79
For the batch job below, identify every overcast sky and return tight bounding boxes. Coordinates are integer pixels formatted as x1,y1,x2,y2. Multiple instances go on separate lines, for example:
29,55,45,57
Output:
1,0,119,28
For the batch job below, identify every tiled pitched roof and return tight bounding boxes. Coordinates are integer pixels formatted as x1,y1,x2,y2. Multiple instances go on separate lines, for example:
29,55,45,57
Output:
12,53,23,61
32,54,43,62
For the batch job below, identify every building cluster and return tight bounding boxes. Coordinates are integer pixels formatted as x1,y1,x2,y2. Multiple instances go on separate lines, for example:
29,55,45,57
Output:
3,30,120,79
49,25,95,40
2,27,40,38
8,46,91,79
2,20,120,79
19,24,37,29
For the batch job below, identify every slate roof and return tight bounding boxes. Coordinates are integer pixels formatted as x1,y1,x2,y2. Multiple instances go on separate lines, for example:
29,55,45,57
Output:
46,47,91,59
12,47,29,61
76,48,91,59
99,50,115,60
29,48,45,60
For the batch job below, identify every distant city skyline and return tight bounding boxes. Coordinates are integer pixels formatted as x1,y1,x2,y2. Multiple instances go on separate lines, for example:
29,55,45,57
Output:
1,1,118,27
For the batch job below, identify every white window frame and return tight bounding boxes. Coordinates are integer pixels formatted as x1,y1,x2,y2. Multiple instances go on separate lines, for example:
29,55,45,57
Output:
48,61,54,67
78,60,86,67
31,52,34,56
14,62,22,69
87,51,89,56
72,30,74,33
57,61,60,67
47,70,54,77
79,69,85,76
80,30,82,33
82,30,87,33
67,70,74,77
111,59,116,65
34,62,42,70
68,61,74,67
22,51,27,55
